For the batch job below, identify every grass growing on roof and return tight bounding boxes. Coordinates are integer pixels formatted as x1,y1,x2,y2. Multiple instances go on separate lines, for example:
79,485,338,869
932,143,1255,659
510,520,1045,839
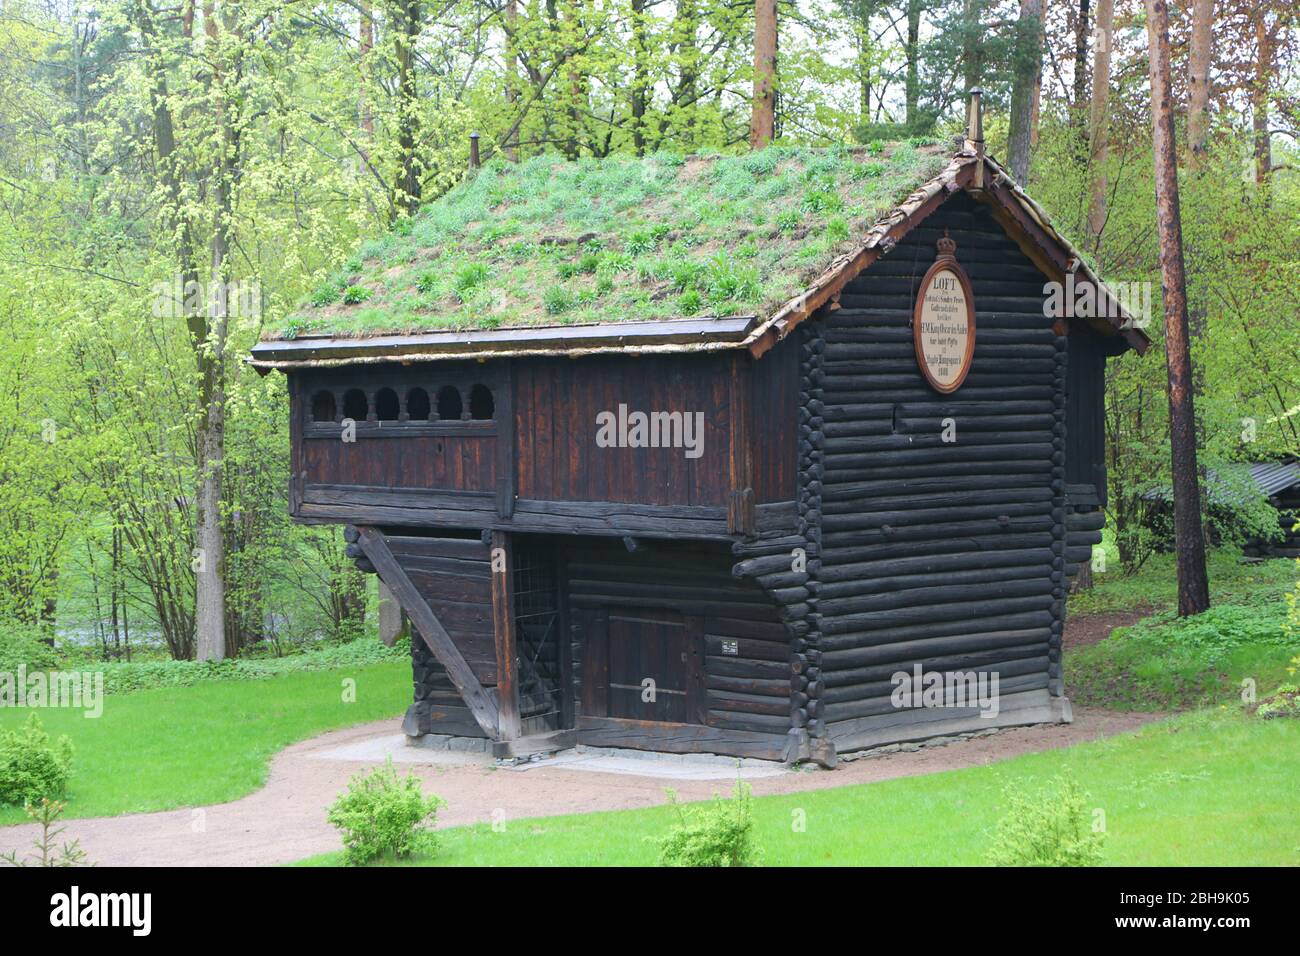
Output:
275,143,952,338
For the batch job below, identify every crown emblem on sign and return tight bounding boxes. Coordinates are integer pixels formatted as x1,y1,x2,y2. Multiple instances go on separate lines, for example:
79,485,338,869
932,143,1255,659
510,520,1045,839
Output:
936,229,957,259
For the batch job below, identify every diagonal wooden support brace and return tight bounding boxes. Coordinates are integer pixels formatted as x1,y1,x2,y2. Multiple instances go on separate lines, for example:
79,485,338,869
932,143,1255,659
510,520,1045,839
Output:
356,526,500,738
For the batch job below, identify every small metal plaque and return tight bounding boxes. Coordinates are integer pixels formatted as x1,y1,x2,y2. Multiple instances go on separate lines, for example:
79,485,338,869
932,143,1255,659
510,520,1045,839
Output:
720,639,739,656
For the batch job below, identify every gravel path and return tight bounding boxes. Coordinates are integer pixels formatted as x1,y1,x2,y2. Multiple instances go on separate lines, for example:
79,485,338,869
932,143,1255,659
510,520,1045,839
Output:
0,706,1161,867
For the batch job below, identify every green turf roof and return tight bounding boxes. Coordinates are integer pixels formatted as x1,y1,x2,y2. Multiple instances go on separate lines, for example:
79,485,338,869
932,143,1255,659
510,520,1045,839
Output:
273,141,954,340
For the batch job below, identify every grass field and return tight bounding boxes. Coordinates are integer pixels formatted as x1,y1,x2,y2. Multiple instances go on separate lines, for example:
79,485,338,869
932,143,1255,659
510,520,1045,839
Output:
1067,548,1294,616
297,708,1300,867
0,660,409,825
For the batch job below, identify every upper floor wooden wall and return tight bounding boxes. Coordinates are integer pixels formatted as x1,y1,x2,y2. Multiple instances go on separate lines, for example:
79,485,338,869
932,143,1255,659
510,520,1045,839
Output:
288,340,798,538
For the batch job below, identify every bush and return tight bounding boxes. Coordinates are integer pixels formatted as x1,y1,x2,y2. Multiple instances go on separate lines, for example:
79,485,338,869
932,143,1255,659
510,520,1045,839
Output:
0,623,60,671
657,780,759,867
89,637,408,696
327,760,445,866
986,773,1105,867
0,714,74,807
1257,654,1300,718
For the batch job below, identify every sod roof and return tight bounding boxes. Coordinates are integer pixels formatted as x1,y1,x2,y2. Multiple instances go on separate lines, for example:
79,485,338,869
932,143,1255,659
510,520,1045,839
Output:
271,141,955,341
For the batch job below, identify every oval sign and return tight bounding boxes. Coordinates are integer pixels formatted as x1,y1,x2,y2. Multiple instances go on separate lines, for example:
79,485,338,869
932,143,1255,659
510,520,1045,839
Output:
913,256,976,394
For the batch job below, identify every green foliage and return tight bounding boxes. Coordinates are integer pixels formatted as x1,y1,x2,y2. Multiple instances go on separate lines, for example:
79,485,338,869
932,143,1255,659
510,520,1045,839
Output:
1256,680,1300,719
327,760,446,866
1068,596,1299,710
0,623,61,671
657,780,759,867
0,714,73,807
87,637,408,696
986,773,1105,867
309,281,344,307
0,798,90,867
341,285,373,305
543,285,573,315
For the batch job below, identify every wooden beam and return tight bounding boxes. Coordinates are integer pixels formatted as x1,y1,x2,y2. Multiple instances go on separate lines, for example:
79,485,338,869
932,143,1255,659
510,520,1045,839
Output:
490,530,520,741
357,526,500,737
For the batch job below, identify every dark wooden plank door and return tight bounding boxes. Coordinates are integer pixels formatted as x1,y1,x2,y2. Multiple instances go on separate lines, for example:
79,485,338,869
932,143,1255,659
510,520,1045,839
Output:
603,610,704,723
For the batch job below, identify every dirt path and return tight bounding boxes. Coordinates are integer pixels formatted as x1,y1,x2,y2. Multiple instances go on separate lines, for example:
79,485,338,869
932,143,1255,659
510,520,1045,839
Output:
1062,605,1155,651
0,707,1161,867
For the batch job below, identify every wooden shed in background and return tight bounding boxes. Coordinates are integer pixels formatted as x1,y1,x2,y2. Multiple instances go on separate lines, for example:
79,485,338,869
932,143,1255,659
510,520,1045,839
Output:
251,109,1148,766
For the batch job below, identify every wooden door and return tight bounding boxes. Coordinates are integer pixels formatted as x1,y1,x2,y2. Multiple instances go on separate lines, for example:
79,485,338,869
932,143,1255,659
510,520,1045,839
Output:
580,608,705,723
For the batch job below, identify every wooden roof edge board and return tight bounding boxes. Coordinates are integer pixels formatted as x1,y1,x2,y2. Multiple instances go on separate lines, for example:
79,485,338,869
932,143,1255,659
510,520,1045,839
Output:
248,315,757,368
979,156,1152,354
247,338,749,372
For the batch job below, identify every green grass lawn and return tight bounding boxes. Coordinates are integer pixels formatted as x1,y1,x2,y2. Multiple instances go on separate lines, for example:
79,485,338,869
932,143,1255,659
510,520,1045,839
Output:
0,660,409,825
297,709,1300,867
1067,547,1294,616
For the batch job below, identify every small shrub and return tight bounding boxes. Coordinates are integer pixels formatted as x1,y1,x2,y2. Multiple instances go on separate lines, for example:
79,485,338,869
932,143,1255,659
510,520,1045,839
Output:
341,285,372,305
986,773,1105,867
776,209,800,232
309,281,343,307
453,262,490,298
657,780,759,867
0,798,91,867
1256,677,1300,719
677,289,703,315
327,760,445,866
543,285,573,315
415,270,441,295
802,188,842,215
0,714,74,807
825,216,850,242
624,230,656,255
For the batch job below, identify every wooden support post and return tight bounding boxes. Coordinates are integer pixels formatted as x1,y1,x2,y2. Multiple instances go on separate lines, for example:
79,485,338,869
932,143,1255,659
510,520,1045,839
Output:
356,527,500,737
728,354,756,536
491,530,521,741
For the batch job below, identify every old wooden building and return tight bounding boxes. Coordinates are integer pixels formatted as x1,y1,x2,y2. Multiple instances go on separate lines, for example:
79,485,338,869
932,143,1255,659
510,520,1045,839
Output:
251,104,1148,766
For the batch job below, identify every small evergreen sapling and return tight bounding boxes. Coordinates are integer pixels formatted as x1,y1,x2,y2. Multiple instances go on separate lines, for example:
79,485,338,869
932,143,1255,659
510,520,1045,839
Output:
326,760,445,866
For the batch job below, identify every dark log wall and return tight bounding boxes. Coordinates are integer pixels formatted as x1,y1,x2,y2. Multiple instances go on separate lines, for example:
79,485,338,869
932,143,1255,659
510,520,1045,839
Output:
563,538,794,737
391,533,496,739
295,364,499,495
1065,319,1108,503
748,337,800,503
806,191,1069,751
513,354,735,506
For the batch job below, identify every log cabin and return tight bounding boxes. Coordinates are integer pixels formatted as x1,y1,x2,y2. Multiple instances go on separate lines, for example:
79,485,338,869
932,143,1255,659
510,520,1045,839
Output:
250,97,1149,766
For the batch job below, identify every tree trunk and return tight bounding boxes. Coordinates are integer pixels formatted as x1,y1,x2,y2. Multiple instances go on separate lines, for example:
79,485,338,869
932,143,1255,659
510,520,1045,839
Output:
630,0,648,155
393,0,422,217
1186,0,1212,168
196,4,234,662
1145,0,1210,617
904,0,921,127
963,0,982,93
504,0,519,160
1085,0,1113,245
1007,0,1045,183
751,0,776,148
1251,13,1274,186
359,0,374,144
1073,0,1090,119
